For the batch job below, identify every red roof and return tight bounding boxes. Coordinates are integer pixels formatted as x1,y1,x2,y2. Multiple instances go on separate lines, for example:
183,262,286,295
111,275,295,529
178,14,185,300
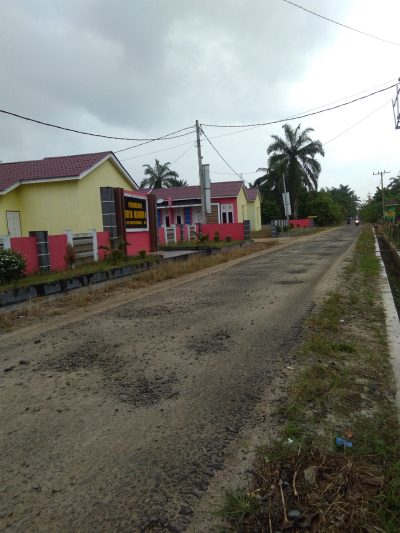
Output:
246,188,260,201
386,199,399,205
140,181,245,200
0,152,113,192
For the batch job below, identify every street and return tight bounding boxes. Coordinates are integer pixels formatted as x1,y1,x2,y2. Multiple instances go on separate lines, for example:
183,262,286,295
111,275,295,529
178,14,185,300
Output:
0,225,361,532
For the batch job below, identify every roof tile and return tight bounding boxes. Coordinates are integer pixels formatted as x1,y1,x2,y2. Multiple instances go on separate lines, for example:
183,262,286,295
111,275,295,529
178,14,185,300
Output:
139,181,245,200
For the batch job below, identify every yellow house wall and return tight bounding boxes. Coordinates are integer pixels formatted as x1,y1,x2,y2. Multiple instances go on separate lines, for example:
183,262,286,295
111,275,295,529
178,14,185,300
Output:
236,187,248,223
247,194,262,231
0,188,21,235
0,159,135,237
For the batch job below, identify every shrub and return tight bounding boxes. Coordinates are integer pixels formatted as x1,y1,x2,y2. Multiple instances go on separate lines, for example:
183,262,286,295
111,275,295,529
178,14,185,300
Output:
0,248,27,284
139,249,146,259
225,235,232,242
99,236,131,265
297,223,300,228
213,231,220,242
64,243,79,268
276,225,282,233
289,223,294,229
283,225,289,232
193,231,208,244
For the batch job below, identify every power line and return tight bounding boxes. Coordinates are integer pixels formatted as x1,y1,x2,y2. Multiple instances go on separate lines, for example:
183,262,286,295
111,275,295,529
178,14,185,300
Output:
281,0,400,47
0,107,195,141
171,143,195,165
201,127,253,186
202,83,397,128
322,97,392,146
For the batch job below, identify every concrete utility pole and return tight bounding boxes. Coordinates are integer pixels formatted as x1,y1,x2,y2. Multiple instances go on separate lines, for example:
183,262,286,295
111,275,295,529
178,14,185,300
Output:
196,120,206,222
373,170,390,219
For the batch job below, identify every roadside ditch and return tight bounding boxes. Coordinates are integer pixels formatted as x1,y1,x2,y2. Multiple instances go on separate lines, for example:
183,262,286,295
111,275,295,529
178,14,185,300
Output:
213,225,400,533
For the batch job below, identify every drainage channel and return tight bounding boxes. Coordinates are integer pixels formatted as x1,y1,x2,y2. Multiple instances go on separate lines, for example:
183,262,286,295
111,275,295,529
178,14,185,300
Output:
376,233,400,317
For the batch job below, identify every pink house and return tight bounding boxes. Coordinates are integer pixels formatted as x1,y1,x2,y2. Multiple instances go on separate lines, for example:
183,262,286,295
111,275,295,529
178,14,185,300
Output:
140,181,251,228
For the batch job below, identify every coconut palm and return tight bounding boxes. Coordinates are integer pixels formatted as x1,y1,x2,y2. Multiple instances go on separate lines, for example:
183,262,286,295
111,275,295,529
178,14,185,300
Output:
256,124,324,215
140,159,179,189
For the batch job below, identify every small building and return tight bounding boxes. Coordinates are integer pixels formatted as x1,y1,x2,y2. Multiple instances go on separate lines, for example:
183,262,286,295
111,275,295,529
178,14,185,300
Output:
245,188,262,231
140,181,260,230
0,151,138,237
385,199,398,221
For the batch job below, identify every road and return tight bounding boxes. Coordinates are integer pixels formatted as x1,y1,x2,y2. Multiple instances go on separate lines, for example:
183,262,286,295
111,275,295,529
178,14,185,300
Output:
0,225,360,532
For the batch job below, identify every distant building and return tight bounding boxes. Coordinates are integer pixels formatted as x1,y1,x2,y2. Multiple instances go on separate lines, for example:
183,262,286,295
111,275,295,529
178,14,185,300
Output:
140,181,261,230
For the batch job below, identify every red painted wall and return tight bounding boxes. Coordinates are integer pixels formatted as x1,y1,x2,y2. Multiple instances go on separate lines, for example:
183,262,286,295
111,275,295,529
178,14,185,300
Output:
201,222,244,241
290,219,311,228
97,231,110,260
176,225,181,242
217,198,239,223
159,228,166,245
10,237,39,274
48,234,68,271
126,231,151,256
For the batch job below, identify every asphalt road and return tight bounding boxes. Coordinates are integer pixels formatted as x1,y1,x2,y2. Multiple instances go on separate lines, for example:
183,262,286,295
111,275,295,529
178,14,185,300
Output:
0,225,361,533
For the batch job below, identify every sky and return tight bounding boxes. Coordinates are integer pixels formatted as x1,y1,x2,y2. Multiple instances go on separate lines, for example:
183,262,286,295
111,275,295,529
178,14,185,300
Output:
1,0,400,202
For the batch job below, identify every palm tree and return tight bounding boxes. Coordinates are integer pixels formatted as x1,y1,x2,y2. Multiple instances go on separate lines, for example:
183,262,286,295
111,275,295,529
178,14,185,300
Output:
164,177,188,188
256,124,324,215
140,159,179,189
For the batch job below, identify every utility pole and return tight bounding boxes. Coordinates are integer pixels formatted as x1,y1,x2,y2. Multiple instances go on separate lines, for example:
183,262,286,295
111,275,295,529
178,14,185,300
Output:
195,120,206,223
373,170,390,219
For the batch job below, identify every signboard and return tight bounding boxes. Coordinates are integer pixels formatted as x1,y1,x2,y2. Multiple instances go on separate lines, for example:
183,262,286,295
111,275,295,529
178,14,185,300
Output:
124,193,148,232
282,192,291,217
385,211,395,218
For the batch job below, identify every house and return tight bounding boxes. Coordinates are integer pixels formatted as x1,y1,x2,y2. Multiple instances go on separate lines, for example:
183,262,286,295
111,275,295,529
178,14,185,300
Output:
140,181,260,229
0,151,138,238
245,188,262,231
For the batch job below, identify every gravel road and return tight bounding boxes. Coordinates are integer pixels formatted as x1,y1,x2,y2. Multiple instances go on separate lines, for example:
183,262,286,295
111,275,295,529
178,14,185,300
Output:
0,226,360,532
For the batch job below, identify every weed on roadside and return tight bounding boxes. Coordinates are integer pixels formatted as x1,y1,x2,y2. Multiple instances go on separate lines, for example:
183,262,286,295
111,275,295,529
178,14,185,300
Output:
216,225,400,532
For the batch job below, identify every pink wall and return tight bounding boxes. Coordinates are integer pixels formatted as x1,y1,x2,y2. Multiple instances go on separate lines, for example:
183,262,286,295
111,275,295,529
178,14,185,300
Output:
201,222,244,241
176,225,181,242
10,236,39,274
97,231,110,260
159,228,166,245
290,219,311,228
48,234,68,271
217,198,239,223
126,231,151,256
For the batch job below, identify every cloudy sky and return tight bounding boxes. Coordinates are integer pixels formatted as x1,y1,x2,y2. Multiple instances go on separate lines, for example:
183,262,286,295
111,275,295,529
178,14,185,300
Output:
1,0,399,201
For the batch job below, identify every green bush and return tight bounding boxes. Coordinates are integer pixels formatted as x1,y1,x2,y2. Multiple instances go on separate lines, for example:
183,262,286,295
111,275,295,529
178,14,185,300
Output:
289,223,294,229
225,235,232,242
283,225,289,232
297,223,300,228
0,248,27,284
139,249,146,259
64,243,79,268
213,231,220,242
276,225,282,233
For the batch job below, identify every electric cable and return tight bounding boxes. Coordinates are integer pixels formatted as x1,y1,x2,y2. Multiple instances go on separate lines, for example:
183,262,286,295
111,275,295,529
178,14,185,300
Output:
171,143,195,165
202,83,397,128
201,127,253,186
281,0,400,47
0,108,195,142
322,97,392,146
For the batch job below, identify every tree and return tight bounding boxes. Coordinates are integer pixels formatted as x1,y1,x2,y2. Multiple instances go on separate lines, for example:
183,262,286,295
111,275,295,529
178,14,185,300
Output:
359,201,382,223
261,199,282,224
297,188,342,226
256,124,324,216
322,184,360,218
164,177,188,188
140,159,179,189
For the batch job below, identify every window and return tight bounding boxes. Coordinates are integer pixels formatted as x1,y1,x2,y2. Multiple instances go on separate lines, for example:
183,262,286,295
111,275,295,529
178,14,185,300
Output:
221,204,234,223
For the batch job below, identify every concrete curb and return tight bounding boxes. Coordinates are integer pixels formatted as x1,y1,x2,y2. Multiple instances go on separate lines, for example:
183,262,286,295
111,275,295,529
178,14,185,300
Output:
374,230,400,421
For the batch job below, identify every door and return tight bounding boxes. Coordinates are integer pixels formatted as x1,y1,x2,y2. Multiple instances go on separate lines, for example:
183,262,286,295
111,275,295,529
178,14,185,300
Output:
6,211,22,238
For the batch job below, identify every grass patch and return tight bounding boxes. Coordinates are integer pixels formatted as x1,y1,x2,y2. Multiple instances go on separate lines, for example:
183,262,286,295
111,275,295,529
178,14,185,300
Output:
251,227,272,239
0,255,160,291
216,224,400,532
0,241,278,334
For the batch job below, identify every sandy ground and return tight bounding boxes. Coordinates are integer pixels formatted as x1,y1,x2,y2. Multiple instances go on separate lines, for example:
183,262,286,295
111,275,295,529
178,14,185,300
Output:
0,225,361,533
